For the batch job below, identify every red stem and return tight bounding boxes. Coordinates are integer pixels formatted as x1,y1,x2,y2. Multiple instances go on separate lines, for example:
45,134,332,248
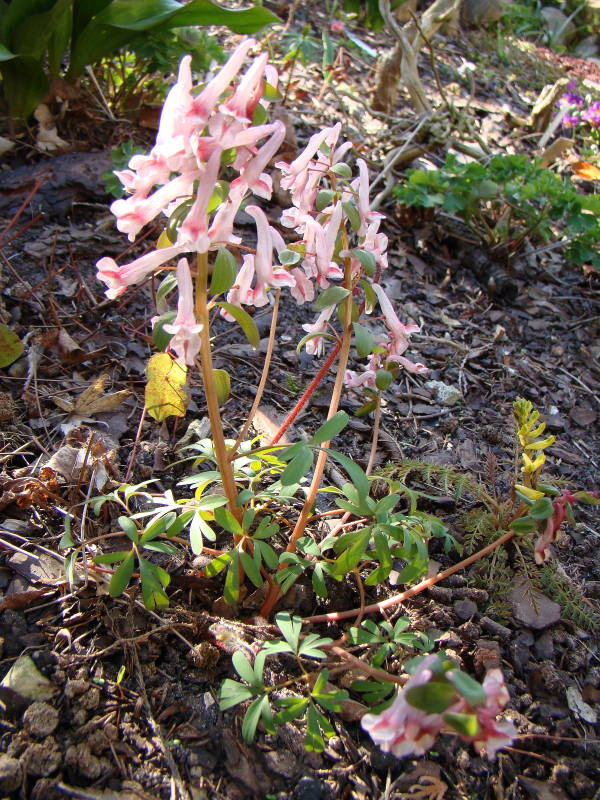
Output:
269,341,341,445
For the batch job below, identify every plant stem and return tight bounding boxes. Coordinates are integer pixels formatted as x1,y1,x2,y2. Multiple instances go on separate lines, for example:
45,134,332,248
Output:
228,290,280,461
195,251,241,524
268,341,342,445
303,528,516,624
260,266,354,618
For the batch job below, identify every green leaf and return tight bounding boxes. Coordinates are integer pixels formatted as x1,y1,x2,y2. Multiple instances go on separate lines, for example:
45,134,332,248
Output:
152,311,177,351
195,494,229,511
240,550,263,587
350,249,377,276
444,711,480,738
218,678,254,710
242,694,269,743
281,446,313,486
0,324,24,367
299,633,332,659
275,612,301,653
331,162,352,178
405,681,455,713
118,515,139,542
108,550,135,597
138,556,170,609
446,670,486,707
309,411,348,446
316,190,335,211
342,201,360,231
509,516,538,533
279,249,301,266
210,247,237,295
325,449,369,500
168,0,280,33
214,506,243,536
141,512,176,543
224,550,241,604
375,369,393,391
232,650,257,685
528,497,554,520
330,528,371,578
204,550,232,577
313,286,350,311
212,368,231,406
274,696,308,724
94,550,132,565
353,322,375,358
217,302,260,349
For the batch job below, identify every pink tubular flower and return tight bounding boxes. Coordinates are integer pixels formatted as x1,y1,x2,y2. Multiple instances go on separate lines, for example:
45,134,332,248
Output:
290,267,315,305
470,669,517,759
246,205,296,305
302,306,336,356
163,258,203,366
224,254,256,317
233,120,286,200
220,52,269,123
314,203,344,287
110,172,200,241
177,150,221,252
97,244,188,299
361,655,445,758
354,159,385,236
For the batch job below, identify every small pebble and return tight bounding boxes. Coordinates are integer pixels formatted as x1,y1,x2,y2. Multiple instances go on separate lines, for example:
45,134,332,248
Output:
23,701,59,738
0,754,22,792
453,598,478,620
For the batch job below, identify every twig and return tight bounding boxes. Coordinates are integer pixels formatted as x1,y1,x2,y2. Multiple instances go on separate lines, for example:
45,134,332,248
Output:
303,529,515,623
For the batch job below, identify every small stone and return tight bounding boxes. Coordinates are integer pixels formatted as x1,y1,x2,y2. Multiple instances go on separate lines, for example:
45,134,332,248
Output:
511,577,561,630
263,749,298,779
533,631,554,661
65,742,110,780
480,616,511,641
22,738,61,777
454,599,478,620
0,754,23,792
293,776,325,800
424,380,462,406
23,701,59,738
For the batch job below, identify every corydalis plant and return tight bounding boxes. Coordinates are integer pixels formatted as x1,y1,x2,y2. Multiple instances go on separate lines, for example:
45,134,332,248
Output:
96,37,425,386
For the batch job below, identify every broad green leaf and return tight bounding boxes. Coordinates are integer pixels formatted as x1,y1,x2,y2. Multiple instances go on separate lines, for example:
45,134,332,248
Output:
94,550,131,565
350,249,377,276
329,528,371,578
275,612,301,653
0,324,24,367
218,678,254,710
152,311,177,352
224,549,240,603
145,352,188,421
528,496,554,520
331,162,352,178
232,650,256,685
108,550,135,597
118,516,139,542
309,411,348,446
242,694,269,743
217,302,260,349
138,556,170,609
141,512,176,543
509,516,538,533
210,247,237,294
168,0,280,33
342,201,360,232
375,369,393,390
405,681,455,713
353,322,375,358
446,670,486,707
204,551,232,577
156,272,177,311
212,368,231,406
313,286,350,311
281,446,313,486
274,696,308,724
316,190,335,211
214,506,242,536
325,449,369,500
240,550,263,588
279,249,301,265
444,711,480,738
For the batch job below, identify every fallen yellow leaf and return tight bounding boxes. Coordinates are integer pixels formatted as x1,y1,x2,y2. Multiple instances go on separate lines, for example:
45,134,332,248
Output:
145,353,188,422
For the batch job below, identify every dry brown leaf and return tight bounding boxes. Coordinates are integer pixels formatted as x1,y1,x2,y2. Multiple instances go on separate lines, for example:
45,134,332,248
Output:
53,375,130,433
571,160,600,180
399,776,448,800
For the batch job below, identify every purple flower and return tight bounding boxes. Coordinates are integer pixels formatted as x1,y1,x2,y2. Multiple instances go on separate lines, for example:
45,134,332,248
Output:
562,111,581,129
582,101,600,129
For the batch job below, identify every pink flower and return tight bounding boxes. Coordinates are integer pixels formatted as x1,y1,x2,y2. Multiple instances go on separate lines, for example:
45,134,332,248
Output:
163,258,203,366
361,655,445,758
470,669,516,759
110,172,200,242
224,254,256,317
232,120,286,200
290,267,315,305
177,150,221,252
371,283,426,373
97,244,187,299
246,205,296,305
220,52,269,123
314,203,344,287
302,306,336,356
331,20,345,32
354,159,384,236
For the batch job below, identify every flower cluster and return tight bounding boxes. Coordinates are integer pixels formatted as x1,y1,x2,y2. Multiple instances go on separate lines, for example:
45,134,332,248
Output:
96,38,425,384
361,655,516,760
559,83,600,142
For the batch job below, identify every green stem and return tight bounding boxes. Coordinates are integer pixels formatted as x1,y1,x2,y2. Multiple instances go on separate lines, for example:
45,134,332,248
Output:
260,257,354,618
195,252,241,524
